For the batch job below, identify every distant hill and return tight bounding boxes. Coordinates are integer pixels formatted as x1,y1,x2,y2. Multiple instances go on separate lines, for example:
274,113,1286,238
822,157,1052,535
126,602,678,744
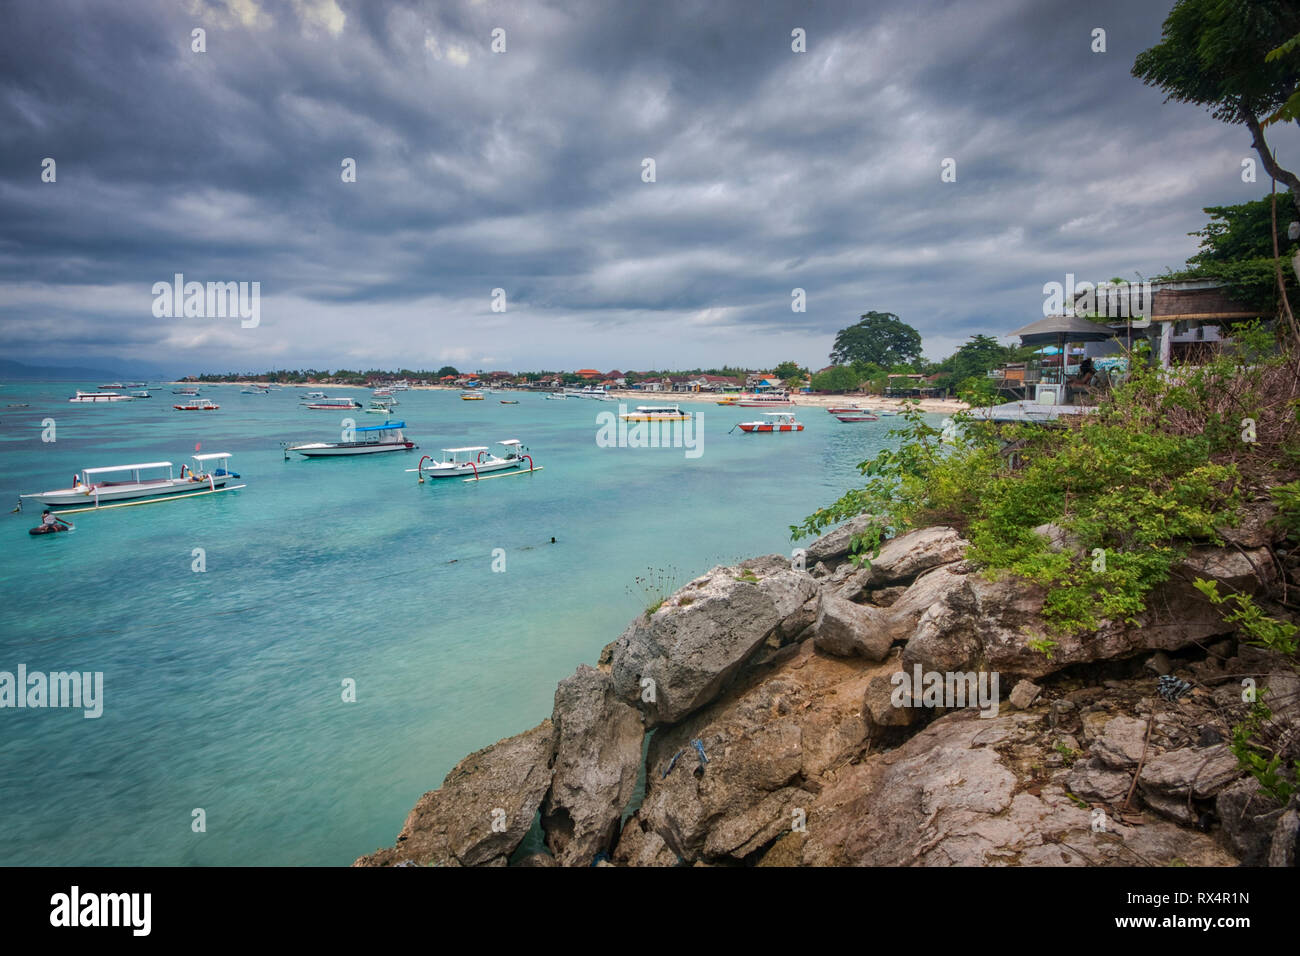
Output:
0,358,169,382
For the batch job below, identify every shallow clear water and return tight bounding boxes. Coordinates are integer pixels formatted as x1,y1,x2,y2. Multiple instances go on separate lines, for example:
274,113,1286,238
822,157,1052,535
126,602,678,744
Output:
0,383,934,865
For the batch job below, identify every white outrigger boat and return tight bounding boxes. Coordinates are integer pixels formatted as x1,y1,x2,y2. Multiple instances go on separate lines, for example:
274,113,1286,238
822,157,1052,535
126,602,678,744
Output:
619,404,690,422
286,420,416,457
20,453,242,508
412,440,533,480
365,398,398,414
69,390,132,403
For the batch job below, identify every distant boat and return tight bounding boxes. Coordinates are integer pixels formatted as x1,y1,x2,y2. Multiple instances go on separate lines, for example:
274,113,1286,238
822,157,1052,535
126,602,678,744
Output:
173,387,200,396
544,392,567,400
736,392,793,407
461,391,485,401
69,390,131,403
835,413,879,423
304,391,328,400
303,398,361,410
130,390,152,398
99,383,125,390
20,454,240,507
737,412,804,433
619,404,690,422
174,398,220,411
365,399,398,414
499,399,520,404
287,421,416,457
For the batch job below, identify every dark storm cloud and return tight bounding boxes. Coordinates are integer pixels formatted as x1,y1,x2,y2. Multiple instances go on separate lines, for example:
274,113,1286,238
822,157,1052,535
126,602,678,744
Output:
1,0,1295,371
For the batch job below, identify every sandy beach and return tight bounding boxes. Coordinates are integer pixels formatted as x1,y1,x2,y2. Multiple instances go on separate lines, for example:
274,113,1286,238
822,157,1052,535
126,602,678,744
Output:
177,381,969,414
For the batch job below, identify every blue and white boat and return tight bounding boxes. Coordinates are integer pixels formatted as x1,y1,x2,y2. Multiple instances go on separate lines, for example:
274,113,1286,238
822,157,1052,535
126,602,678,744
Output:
287,421,416,457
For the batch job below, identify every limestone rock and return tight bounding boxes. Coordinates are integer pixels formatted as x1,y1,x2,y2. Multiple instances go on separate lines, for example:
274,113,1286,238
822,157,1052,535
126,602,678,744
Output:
609,555,817,726
354,720,557,867
542,665,645,866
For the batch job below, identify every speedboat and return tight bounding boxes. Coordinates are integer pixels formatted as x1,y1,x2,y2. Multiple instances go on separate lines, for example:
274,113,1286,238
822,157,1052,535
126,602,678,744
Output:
287,420,416,457
99,383,125,390
304,391,328,400
20,454,241,508
737,412,804,433
69,390,132,403
413,440,531,479
544,392,567,400
131,390,152,398
835,413,879,423
736,392,793,407
619,404,690,422
826,404,866,414
174,398,220,410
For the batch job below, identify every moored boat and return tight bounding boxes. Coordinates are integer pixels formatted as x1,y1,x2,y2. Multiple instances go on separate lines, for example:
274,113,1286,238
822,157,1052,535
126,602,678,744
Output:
461,391,485,400
736,391,793,407
619,404,690,422
302,397,362,410
287,420,416,457
835,413,879,422
131,390,152,398
413,440,531,479
365,399,398,414
737,412,804,433
172,386,200,396
69,390,132,403
20,453,241,508
174,398,220,410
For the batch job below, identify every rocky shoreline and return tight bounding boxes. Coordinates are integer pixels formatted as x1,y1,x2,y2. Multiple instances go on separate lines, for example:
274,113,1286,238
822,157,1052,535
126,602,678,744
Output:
355,514,1300,867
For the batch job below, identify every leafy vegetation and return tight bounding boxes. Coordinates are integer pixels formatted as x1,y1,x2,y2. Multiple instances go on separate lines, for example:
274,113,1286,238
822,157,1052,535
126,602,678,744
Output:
794,330,1298,639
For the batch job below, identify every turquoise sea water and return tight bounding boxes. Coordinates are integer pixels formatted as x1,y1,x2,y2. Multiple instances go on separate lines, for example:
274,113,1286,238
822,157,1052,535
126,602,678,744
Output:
0,383,937,865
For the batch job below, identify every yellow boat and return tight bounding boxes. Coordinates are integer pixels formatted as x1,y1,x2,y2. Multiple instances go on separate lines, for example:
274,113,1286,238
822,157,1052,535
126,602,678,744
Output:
460,392,485,401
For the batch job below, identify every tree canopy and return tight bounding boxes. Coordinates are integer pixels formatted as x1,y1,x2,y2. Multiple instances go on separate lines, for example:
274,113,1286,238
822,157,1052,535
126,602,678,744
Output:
830,311,923,368
1133,0,1300,213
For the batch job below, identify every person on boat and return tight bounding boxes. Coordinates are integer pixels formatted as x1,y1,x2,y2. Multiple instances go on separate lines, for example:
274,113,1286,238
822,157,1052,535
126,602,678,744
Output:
40,510,69,530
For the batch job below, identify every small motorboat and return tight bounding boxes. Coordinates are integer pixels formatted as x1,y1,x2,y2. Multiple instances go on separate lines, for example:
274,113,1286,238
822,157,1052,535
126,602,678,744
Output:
131,390,152,398
499,399,520,404
544,392,567,400
737,413,804,433
173,387,200,396
287,421,416,457
461,391,485,401
174,398,220,411
835,413,879,422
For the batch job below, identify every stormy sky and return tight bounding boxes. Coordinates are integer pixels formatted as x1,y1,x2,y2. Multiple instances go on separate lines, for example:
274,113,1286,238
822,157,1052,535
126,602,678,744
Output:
2,0,1297,375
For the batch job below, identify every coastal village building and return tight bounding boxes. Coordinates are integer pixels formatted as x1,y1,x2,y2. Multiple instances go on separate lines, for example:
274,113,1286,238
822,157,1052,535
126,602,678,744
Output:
990,278,1266,405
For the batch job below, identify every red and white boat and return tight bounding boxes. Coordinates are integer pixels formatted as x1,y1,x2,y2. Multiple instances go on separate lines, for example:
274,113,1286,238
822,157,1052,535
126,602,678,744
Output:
826,404,867,414
173,398,220,411
737,412,804,433
835,413,879,423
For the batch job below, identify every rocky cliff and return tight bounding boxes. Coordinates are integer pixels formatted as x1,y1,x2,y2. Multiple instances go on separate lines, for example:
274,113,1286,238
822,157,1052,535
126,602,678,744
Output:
355,516,1300,867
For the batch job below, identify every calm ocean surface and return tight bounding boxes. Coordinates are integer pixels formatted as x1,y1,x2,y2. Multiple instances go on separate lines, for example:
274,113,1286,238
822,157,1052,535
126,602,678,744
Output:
0,383,936,865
